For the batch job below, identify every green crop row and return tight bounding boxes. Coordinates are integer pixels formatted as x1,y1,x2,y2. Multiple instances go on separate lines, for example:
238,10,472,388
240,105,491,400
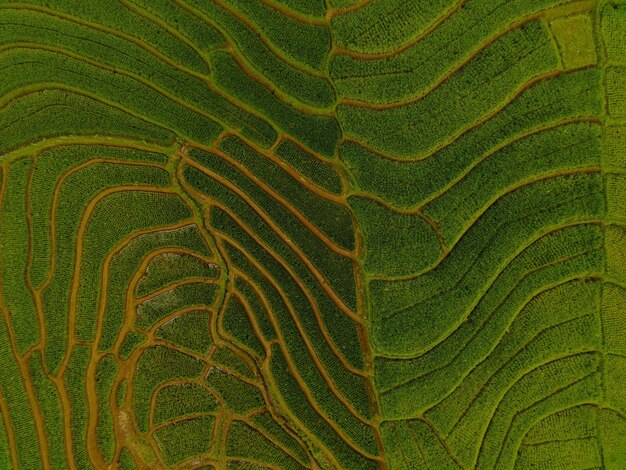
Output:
29,145,168,288
269,344,379,469
100,224,213,351
119,331,147,361
0,87,174,158
185,151,358,312
331,0,568,103
123,0,225,52
135,282,218,330
462,353,601,468
225,0,331,71
376,224,603,392
117,447,135,470
384,275,602,418
234,276,277,344
338,20,560,157
274,139,343,195
39,165,178,371
95,354,118,463
210,51,340,157
211,347,255,379
155,309,213,356
0,0,622,468
423,123,602,244
0,48,223,147
214,214,372,422
77,189,190,341
136,252,219,297
222,294,266,359
349,196,441,278
65,345,90,469
17,0,209,73
0,7,280,147
216,234,378,463
250,412,311,466
205,368,264,415
380,419,459,469
153,415,214,466
218,136,355,251
332,0,455,53
132,345,205,433
184,0,334,108
226,421,307,469
370,173,604,357
27,351,66,469
340,69,603,207
274,0,326,18
0,159,38,353
0,317,41,468
153,382,218,426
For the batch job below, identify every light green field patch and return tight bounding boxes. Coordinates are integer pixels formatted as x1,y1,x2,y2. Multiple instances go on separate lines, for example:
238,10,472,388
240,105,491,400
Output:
550,14,597,69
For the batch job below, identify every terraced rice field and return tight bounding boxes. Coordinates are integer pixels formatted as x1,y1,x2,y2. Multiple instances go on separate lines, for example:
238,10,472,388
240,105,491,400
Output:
0,0,625,468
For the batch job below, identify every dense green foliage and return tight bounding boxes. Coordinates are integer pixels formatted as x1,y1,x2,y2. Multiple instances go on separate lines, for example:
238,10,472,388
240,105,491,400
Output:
0,0,624,468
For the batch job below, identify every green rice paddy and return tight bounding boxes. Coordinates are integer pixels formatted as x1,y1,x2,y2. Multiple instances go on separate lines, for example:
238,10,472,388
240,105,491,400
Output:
0,0,625,468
